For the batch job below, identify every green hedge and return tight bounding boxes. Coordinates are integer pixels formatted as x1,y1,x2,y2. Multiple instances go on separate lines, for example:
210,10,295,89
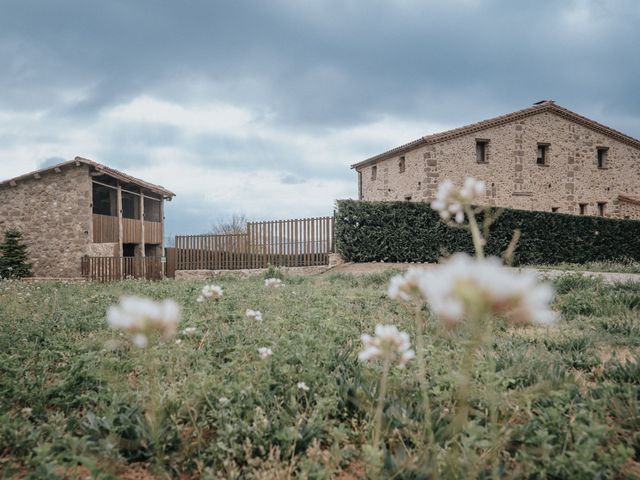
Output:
335,200,640,265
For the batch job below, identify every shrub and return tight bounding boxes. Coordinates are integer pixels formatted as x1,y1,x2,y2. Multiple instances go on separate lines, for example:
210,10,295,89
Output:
0,229,32,279
335,200,640,265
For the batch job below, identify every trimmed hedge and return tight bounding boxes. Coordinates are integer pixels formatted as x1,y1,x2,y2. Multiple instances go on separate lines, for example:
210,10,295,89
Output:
335,200,640,265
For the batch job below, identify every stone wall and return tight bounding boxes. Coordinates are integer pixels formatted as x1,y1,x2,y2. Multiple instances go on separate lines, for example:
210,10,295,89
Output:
358,111,640,219
86,242,118,257
0,165,92,277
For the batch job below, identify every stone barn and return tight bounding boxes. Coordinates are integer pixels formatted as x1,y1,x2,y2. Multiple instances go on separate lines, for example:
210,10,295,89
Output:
0,157,175,278
352,101,640,219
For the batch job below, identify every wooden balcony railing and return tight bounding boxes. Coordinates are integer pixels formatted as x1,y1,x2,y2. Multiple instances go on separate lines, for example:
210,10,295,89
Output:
144,220,163,244
93,214,119,243
93,214,163,245
122,217,142,243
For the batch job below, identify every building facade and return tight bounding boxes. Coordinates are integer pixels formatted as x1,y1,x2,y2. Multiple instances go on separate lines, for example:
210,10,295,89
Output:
352,101,640,219
0,157,175,278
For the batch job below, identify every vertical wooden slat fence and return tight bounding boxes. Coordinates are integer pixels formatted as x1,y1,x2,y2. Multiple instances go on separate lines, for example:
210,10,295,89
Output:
81,256,163,281
175,216,335,271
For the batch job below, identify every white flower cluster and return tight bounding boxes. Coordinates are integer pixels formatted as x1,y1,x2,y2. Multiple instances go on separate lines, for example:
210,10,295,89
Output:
431,177,486,223
197,284,223,303
107,296,181,348
297,381,309,391
389,254,557,327
245,309,263,321
358,324,415,368
387,267,424,302
257,347,273,359
264,278,284,288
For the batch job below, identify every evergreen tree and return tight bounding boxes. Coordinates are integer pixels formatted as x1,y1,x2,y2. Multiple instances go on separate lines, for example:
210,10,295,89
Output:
0,229,33,279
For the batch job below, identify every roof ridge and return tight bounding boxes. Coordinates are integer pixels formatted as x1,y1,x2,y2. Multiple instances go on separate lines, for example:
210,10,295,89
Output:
0,156,175,197
351,102,640,169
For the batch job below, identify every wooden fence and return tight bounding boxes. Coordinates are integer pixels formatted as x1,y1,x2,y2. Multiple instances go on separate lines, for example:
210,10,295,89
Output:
175,216,335,270
81,256,163,281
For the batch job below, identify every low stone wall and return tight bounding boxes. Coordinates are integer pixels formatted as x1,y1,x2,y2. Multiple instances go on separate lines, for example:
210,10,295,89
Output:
175,265,331,280
86,242,118,257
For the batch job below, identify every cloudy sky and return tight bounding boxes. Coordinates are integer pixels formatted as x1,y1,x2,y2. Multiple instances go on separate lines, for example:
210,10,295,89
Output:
1,0,639,234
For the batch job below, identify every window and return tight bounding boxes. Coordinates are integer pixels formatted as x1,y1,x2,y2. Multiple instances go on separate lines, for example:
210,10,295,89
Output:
551,207,559,213
399,156,406,173
537,144,549,165
371,165,377,181
92,183,117,216
122,192,140,220
579,203,588,215
597,147,608,169
597,202,606,217
144,197,162,222
476,140,489,163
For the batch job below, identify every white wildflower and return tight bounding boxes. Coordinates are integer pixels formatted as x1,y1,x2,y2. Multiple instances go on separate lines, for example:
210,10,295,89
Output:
132,333,149,348
107,296,181,347
297,381,310,391
198,284,223,303
258,347,273,359
264,278,284,288
175,339,182,345
431,177,486,223
416,253,557,327
245,309,263,322
181,327,197,335
358,324,415,368
388,267,425,302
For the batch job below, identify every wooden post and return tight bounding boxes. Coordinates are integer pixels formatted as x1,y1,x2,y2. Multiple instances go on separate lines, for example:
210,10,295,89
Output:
160,198,165,278
140,193,145,256
140,192,146,277
117,183,123,257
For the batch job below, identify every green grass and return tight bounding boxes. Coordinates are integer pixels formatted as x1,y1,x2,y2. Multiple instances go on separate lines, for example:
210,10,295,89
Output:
0,271,639,478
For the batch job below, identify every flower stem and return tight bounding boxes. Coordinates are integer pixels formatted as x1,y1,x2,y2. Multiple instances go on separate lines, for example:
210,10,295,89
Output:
465,205,485,259
414,305,435,455
372,358,391,449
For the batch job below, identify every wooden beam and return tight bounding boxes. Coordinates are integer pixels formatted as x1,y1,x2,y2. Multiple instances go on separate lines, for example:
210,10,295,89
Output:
117,182,123,257
140,192,145,256
160,199,165,279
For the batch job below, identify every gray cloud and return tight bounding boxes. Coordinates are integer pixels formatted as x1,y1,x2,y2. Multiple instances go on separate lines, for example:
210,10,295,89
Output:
0,0,639,233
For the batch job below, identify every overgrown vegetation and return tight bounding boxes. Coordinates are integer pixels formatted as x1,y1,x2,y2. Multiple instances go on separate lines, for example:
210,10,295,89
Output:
1,273,638,478
335,199,640,265
0,229,32,279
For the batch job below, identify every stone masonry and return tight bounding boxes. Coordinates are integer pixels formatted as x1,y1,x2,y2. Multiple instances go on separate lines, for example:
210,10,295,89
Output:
354,102,640,219
0,165,93,277
0,157,174,278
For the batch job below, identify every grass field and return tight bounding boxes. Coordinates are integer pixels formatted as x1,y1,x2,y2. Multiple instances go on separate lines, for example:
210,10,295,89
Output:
1,270,639,479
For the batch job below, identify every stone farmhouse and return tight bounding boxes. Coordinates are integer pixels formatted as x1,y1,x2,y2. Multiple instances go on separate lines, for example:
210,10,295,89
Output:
0,157,175,278
351,101,640,219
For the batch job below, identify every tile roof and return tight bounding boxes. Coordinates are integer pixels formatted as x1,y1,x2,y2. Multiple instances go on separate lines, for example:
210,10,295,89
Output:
351,101,640,169
0,156,175,198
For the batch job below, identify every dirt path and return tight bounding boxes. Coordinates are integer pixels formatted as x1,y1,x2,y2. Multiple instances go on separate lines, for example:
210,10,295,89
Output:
324,261,640,283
